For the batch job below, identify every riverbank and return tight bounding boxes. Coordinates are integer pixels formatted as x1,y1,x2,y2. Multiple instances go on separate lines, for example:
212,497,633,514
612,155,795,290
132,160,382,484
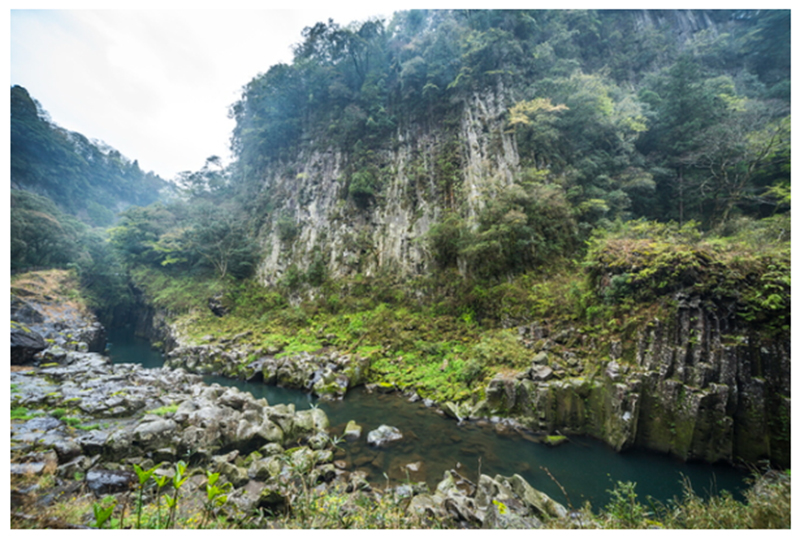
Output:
10,350,791,529
9,269,791,529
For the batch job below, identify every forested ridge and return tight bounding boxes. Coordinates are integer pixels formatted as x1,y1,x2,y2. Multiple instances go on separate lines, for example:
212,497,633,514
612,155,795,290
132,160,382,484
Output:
8,9,792,529
228,9,789,229
10,85,168,322
11,86,167,226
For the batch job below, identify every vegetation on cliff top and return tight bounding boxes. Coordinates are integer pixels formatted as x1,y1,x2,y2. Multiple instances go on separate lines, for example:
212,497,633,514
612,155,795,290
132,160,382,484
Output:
8,9,791,529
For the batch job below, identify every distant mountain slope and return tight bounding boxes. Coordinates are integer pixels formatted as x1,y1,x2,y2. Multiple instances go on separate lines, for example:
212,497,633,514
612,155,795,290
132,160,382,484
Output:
10,85,168,227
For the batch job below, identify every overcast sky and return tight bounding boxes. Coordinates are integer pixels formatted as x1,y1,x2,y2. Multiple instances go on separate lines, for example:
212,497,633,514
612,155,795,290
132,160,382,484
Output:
8,1,770,182
9,3,411,181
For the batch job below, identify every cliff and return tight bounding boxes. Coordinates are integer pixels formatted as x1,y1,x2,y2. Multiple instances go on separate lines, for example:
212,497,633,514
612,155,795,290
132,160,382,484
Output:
479,297,790,467
254,85,519,284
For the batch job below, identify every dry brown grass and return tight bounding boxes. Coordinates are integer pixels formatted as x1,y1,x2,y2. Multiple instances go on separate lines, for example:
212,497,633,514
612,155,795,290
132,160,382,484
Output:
11,269,91,320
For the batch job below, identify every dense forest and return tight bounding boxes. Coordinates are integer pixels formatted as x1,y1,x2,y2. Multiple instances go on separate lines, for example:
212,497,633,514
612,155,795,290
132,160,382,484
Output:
8,9,792,530
228,9,789,228
98,9,790,330
10,85,168,321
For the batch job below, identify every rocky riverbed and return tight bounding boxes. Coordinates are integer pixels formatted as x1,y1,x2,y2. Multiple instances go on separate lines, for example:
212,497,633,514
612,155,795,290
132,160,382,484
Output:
10,271,574,529
10,346,575,528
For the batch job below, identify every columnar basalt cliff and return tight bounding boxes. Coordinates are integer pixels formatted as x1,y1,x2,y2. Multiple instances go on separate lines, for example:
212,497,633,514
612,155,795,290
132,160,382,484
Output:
478,299,790,467
255,87,518,284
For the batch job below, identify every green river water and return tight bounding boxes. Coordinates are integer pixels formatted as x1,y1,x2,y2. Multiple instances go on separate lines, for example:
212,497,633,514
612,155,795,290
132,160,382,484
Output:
107,326,749,509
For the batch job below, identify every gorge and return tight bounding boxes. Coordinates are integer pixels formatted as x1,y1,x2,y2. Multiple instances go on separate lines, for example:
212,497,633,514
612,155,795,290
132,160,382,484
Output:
9,8,791,529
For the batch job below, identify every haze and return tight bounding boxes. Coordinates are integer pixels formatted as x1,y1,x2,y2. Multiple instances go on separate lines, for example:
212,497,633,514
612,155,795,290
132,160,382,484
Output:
9,6,405,180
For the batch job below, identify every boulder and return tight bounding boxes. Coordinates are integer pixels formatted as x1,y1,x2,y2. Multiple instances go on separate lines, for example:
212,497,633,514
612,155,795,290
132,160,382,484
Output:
343,420,362,441
11,325,47,365
86,468,137,495
249,456,283,481
213,459,250,488
502,473,568,520
530,365,554,382
366,425,403,447
256,485,288,513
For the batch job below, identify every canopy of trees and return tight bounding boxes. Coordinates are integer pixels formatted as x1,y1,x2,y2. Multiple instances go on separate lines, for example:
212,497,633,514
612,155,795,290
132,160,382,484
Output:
10,85,167,227
229,9,789,240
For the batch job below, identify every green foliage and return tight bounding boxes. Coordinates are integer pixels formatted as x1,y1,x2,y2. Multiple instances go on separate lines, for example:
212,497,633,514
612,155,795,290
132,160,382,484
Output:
133,463,159,528
92,500,116,529
435,181,579,281
11,85,166,225
603,481,648,528
129,266,219,315
11,407,40,421
147,404,179,416
584,218,790,332
10,193,134,325
202,471,232,528
348,168,380,205
111,199,258,281
227,9,789,248
276,214,299,244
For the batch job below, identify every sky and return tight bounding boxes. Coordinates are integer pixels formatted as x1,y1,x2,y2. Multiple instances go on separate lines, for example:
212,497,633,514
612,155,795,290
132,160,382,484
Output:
7,1,781,182
9,3,411,181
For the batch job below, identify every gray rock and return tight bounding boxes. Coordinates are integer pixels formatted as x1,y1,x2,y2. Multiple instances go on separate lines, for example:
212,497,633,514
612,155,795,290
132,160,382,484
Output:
530,365,554,382
343,420,362,440
86,468,137,495
11,325,47,365
366,425,403,447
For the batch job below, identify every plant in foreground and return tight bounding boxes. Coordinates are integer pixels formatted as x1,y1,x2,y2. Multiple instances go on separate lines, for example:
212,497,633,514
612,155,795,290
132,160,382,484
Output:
202,471,233,528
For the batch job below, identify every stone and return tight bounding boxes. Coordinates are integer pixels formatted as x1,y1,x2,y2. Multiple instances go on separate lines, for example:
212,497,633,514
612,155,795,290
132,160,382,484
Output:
133,417,178,451
257,486,288,513
208,294,228,317
512,474,566,519
215,460,250,488
86,469,137,495
11,325,47,365
343,420,362,440
606,360,621,381
530,365,554,382
366,425,403,447
531,351,549,365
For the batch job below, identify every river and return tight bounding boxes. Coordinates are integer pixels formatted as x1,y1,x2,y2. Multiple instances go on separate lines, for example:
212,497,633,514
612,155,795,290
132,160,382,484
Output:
106,326,749,509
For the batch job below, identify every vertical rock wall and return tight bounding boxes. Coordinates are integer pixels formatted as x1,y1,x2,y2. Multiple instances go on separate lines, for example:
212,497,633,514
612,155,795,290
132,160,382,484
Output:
253,86,519,285
479,299,790,467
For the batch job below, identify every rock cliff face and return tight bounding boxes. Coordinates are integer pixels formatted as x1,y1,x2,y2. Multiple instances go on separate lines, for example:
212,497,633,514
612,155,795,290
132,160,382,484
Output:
255,86,518,284
476,298,790,467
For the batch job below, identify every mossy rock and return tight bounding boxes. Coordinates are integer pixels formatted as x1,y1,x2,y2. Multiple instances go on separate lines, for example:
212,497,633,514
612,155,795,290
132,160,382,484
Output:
542,434,568,447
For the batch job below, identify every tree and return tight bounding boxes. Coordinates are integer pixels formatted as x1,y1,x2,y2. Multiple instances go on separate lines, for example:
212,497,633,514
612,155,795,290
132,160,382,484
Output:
507,97,569,169
185,202,259,280
176,155,228,198
685,111,790,224
638,55,734,224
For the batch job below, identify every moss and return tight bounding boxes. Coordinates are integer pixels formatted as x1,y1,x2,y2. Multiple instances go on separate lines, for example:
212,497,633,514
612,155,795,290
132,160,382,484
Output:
543,434,568,447
147,404,179,416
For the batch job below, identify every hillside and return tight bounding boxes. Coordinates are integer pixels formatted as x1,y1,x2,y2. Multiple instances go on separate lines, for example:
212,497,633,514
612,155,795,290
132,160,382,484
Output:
106,9,791,468
10,85,168,227
8,9,792,529
221,9,790,284
10,86,170,324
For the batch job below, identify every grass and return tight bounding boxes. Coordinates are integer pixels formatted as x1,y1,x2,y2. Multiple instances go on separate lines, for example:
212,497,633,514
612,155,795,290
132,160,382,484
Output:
11,269,92,321
147,404,179,416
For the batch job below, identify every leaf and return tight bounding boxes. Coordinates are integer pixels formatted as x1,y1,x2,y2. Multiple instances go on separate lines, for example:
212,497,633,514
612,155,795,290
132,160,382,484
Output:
93,501,116,528
133,463,158,485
